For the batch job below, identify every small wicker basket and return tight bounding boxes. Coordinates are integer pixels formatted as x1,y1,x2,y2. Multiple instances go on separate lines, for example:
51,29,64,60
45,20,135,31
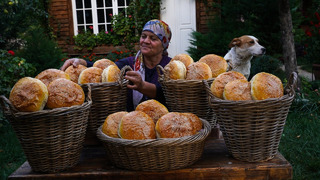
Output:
96,119,211,171
81,65,131,133
0,86,92,173
156,65,217,127
204,72,297,162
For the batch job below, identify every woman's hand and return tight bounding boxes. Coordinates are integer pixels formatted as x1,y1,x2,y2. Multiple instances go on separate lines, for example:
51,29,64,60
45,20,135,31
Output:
60,58,87,71
125,71,157,98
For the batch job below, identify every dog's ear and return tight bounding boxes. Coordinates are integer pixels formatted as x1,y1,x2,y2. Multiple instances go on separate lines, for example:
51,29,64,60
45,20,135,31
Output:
229,38,241,48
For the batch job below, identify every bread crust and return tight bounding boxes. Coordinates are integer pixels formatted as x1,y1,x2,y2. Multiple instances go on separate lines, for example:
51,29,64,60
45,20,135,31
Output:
171,54,194,67
186,62,212,80
46,78,85,109
223,79,252,101
65,65,87,83
155,112,197,138
102,111,128,138
199,54,228,78
101,65,120,82
93,59,116,70
181,113,203,132
210,71,246,99
251,72,284,100
164,60,186,80
35,69,70,87
118,111,156,140
78,67,103,84
9,77,48,112
135,99,169,124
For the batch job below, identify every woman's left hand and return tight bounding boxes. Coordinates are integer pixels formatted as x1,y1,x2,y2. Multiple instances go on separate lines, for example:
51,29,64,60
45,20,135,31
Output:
125,71,145,91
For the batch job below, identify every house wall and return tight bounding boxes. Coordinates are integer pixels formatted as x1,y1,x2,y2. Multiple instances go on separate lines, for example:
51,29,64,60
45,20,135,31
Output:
49,0,218,55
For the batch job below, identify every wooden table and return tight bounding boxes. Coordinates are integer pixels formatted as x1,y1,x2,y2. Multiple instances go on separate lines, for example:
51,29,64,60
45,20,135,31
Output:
8,130,292,180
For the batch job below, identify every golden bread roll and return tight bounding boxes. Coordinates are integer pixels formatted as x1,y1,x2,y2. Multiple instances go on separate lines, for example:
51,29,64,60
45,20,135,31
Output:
35,68,70,87
118,111,156,140
102,111,128,138
135,99,169,124
181,113,203,132
250,72,284,100
164,60,186,80
199,54,228,78
93,59,116,70
210,71,246,99
65,65,87,83
223,79,252,101
46,78,85,109
9,77,48,112
101,65,121,82
186,62,212,80
171,53,194,67
155,112,197,138
78,67,103,84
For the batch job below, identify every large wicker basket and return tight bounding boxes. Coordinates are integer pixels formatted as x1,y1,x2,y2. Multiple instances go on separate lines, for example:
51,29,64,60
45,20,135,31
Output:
0,86,92,173
157,65,217,127
96,119,211,171
204,72,297,162
81,65,131,133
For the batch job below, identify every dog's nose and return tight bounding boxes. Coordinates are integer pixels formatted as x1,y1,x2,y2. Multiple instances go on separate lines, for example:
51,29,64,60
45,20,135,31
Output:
261,48,266,54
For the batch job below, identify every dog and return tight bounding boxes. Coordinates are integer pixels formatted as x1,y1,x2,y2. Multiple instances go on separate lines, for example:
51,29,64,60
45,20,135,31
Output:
224,35,266,79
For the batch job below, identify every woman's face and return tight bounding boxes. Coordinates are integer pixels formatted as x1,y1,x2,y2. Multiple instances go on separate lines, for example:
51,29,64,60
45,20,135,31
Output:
139,31,164,57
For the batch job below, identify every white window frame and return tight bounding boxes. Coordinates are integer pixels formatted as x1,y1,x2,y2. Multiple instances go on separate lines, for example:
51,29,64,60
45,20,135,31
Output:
71,0,131,35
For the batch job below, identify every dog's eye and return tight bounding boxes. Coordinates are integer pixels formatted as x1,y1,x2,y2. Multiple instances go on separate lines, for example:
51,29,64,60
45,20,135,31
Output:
250,40,255,44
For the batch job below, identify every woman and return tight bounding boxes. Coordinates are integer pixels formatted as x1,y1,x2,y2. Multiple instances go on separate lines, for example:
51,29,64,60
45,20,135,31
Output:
60,19,172,111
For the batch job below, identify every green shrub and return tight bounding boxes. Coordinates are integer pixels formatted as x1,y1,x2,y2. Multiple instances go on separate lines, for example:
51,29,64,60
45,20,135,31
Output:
250,55,282,78
0,49,36,97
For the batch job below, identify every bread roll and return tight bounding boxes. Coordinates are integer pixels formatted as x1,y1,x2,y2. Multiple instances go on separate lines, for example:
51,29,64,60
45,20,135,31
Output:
181,113,203,132
102,111,128,138
118,111,156,140
250,72,284,100
164,60,186,80
155,112,197,138
46,78,85,109
135,99,169,124
210,71,246,99
35,68,70,87
171,54,194,67
101,65,121,82
186,62,212,80
78,67,103,84
223,79,252,101
93,59,116,70
9,77,48,112
65,65,87,83
199,54,228,78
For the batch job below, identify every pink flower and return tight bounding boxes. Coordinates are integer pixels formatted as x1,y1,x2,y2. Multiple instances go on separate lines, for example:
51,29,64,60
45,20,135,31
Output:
109,14,113,16
89,26,93,29
110,29,113,32
128,15,132,18
105,31,109,34
8,50,14,56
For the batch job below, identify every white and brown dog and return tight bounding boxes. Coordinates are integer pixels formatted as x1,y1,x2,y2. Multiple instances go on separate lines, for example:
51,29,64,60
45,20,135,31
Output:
224,35,266,79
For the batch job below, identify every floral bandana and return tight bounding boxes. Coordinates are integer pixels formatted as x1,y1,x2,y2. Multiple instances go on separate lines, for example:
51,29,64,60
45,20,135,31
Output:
132,19,172,108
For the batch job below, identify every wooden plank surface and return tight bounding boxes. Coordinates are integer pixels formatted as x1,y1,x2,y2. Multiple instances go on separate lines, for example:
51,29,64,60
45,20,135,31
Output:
8,134,292,180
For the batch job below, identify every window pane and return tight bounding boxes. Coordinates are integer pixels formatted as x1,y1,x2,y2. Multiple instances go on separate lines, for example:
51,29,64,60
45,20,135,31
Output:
99,25,106,32
106,9,113,22
97,0,103,7
77,10,84,24
76,0,83,8
85,10,93,23
118,0,125,6
84,0,91,8
107,24,112,32
118,8,125,14
86,25,93,32
97,9,105,23
126,0,131,5
78,26,85,32
105,0,112,7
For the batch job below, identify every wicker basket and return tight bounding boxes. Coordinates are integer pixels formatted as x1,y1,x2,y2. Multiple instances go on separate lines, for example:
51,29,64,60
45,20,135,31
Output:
0,86,92,173
157,65,217,127
96,119,211,171
204,72,298,162
81,65,131,133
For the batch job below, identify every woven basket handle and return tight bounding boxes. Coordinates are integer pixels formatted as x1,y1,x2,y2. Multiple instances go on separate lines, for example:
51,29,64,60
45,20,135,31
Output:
284,71,298,96
156,65,166,81
0,95,18,116
118,65,133,88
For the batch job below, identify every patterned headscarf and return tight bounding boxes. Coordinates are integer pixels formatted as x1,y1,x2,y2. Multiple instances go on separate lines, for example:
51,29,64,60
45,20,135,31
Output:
132,19,172,108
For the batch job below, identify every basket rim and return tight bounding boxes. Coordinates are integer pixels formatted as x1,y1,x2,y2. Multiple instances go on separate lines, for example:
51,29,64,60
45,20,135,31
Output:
96,118,211,146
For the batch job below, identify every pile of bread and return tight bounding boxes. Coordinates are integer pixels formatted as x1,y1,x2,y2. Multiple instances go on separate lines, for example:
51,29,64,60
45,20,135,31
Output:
101,99,203,140
164,54,228,80
210,71,284,101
